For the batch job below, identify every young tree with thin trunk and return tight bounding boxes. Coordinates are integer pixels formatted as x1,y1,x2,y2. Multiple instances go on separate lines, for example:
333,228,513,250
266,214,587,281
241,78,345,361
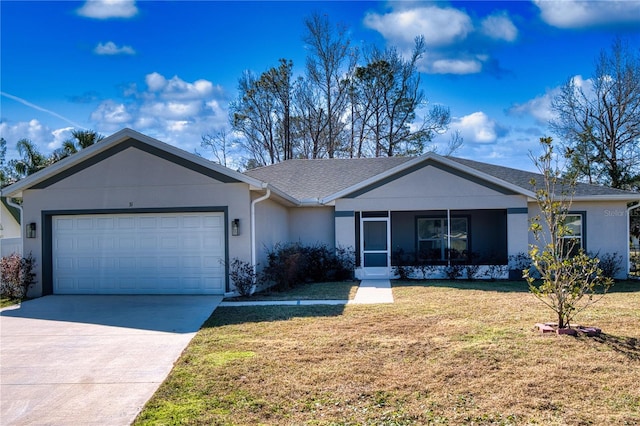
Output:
524,137,613,330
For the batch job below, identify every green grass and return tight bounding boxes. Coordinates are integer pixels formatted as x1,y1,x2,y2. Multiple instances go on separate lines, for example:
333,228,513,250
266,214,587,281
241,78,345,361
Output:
226,280,360,301
129,280,640,425
0,296,22,308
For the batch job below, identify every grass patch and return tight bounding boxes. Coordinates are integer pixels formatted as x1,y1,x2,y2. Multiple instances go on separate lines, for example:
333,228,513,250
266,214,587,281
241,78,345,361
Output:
0,296,22,308
135,280,640,425
226,280,359,301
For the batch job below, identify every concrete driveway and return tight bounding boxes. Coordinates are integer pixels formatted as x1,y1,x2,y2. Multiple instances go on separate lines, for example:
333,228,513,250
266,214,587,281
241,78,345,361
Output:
0,295,222,425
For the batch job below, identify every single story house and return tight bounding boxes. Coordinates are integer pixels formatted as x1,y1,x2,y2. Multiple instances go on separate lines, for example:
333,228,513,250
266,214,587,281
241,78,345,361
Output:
1,128,638,297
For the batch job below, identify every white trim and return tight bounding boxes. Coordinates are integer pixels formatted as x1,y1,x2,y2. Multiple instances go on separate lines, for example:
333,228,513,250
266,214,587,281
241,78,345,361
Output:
359,213,391,278
628,201,640,278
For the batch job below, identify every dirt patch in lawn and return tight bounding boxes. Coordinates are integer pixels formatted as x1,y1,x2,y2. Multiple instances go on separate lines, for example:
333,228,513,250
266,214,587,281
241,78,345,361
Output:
135,280,640,425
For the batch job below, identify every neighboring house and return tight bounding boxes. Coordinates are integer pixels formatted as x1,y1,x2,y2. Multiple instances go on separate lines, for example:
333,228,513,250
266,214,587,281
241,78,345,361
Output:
1,128,638,297
1,197,22,256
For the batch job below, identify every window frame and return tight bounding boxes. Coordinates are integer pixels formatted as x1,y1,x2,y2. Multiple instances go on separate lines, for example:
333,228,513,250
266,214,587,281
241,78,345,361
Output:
561,211,586,256
416,215,470,263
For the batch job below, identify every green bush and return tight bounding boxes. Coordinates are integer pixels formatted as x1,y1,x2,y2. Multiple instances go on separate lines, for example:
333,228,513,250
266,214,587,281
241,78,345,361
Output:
589,252,623,279
262,243,354,291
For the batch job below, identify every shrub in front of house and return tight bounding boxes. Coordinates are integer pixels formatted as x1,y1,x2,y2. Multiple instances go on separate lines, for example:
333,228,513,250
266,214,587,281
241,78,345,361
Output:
589,252,623,279
227,258,257,297
262,242,354,291
0,252,36,299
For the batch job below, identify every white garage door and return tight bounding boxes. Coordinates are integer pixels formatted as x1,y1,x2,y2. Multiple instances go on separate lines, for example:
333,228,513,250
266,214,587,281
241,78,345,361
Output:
52,212,226,294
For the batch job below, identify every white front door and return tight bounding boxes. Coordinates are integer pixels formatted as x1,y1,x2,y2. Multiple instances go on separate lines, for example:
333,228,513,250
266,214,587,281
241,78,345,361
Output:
359,216,390,278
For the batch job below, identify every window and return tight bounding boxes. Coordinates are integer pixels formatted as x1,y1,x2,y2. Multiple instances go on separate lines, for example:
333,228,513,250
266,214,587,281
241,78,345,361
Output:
417,217,468,262
562,213,584,256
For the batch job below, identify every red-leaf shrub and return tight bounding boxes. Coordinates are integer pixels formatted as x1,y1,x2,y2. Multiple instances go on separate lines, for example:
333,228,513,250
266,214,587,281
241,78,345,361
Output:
1,252,36,298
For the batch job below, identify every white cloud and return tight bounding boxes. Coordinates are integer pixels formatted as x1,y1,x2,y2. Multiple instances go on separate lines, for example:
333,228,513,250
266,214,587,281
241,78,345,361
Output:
90,100,133,130
480,12,518,42
363,4,519,75
508,75,592,125
94,41,136,56
453,112,499,144
431,58,482,75
48,127,75,151
534,0,640,28
144,73,218,100
364,6,473,48
139,100,202,120
0,120,72,160
77,0,138,19
88,72,229,152
509,91,556,125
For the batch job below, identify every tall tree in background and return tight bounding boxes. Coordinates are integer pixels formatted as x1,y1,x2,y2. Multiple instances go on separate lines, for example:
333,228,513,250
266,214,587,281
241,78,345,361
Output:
231,60,295,166
9,139,47,180
261,59,294,160
0,138,7,187
303,13,352,158
352,37,450,157
201,129,233,168
551,38,640,190
293,76,327,159
52,129,105,162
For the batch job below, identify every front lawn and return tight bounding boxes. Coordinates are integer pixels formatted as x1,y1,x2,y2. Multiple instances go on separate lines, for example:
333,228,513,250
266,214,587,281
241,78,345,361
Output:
0,296,22,308
135,280,640,425
226,280,360,301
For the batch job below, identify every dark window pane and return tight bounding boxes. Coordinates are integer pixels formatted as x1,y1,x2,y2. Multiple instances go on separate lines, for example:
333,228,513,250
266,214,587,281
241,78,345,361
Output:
363,221,387,251
364,253,388,267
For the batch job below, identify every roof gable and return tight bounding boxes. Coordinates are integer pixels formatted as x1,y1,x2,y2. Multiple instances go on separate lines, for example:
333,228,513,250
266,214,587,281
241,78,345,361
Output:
2,128,265,197
343,158,519,199
32,138,240,189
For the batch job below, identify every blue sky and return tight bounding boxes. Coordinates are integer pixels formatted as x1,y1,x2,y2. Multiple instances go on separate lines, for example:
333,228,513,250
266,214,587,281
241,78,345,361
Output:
1,1,639,171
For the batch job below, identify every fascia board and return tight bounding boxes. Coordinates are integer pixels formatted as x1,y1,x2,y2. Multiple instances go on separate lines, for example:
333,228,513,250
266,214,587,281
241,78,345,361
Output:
571,195,640,202
264,184,301,206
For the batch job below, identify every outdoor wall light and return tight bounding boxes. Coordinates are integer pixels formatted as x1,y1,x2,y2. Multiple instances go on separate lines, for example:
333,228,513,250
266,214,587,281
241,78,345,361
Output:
232,219,240,236
26,222,37,239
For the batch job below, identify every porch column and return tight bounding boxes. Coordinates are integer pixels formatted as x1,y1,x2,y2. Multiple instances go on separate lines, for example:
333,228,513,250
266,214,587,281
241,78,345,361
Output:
335,210,355,250
507,208,529,258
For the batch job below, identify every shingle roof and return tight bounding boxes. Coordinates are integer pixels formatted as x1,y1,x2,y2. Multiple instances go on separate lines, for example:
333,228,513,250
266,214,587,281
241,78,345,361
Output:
244,155,639,202
448,157,639,198
245,157,413,201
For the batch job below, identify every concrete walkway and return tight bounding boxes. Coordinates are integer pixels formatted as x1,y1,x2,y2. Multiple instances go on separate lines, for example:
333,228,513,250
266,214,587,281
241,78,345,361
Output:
219,279,393,307
351,279,394,304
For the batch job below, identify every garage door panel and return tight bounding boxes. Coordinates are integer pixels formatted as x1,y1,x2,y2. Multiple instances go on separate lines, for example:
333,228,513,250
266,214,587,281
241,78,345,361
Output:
204,277,224,290
118,217,135,229
53,212,226,295
203,215,222,227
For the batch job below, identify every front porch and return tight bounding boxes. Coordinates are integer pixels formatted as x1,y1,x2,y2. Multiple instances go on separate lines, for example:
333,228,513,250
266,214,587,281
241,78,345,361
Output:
351,209,521,280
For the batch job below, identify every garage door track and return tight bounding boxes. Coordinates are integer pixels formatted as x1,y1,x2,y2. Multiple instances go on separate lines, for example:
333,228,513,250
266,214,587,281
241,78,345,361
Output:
1,295,222,425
